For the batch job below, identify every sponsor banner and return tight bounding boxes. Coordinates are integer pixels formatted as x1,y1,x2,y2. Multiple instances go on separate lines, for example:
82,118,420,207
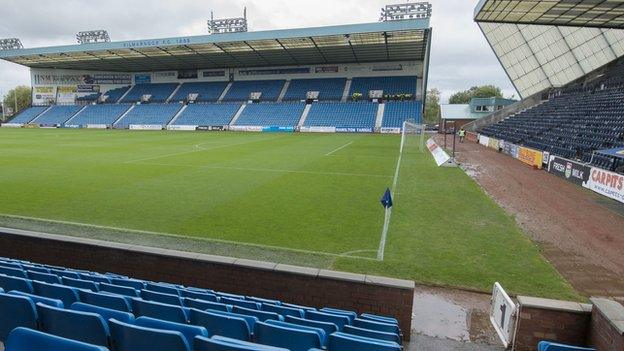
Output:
479,135,489,147
548,156,590,186
63,125,81,129
86,124,108,129
1,123,23,128
487,137,499,150
300,126,336,133
501,142,519,159
262,126,294,133
134,74,151,84
202,70,226,77
33,86,56,104
542,151,550,165
584,168,624,204
77,85,100,93
229,125,263,132
166,125,197,131
33,73,131,85
372,64,403,72
315,66,339,73
239,67,310,76
426,138,451,166
121,37,191,49
195,125,225,131
154,71,176,78
335,127,373,133
518,147,543,169
490,283,517,348
129,124,162,130
380,127,401,134
178,70,198,80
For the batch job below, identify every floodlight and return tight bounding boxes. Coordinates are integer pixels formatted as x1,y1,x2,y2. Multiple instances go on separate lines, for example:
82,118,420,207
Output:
76,30,110,44
208,7,248,34
0,38,23,51
379,2,431,22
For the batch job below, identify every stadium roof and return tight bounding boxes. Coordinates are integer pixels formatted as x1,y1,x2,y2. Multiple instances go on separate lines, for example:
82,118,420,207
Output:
0,20,431,72
440,104,481,120
474,0,624,29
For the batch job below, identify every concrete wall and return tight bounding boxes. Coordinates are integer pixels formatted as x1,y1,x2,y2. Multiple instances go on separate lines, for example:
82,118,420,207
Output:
0,227,415,340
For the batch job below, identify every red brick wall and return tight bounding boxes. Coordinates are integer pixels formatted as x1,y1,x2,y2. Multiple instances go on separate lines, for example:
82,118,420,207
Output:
0,230,414,340
588,298,624,351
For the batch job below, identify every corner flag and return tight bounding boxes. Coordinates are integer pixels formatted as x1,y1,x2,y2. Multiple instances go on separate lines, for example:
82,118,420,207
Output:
380,188,393,209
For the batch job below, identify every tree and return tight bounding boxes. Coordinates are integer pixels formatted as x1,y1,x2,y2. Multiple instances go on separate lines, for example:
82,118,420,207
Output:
448,85,503,104
423,88,440,124
2,86,31,119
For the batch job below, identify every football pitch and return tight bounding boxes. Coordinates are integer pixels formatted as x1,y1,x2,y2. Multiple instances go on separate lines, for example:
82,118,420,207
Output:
0,129,579,299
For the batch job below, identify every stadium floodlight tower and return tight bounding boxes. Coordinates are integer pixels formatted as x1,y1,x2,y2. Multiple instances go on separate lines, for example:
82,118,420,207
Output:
76,30,111,44
0,38,23,51
208,7,248,34
379,2,432,22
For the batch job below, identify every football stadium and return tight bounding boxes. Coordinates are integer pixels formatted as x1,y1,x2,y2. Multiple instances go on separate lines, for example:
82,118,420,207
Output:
0,1,623,350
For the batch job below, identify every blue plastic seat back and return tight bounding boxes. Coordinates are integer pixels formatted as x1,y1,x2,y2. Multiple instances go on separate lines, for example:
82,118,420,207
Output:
79,273,112,284
37,302,109,347
79,290,131,312
284,315,338,340
189,309,251,341
281,302,315,312
220,297,261,310
8,291,64,308
217,292,246,300
360,313,399,325
320,307,357,322
182,290,218,302
63,277,99,291
0,293,38,342
344,325,402,344
28,271,62,284
206,309,259,331
33,281,80,307
109,318,189,351
305,310,350,331
264,319,326,347
71,302,135,324
142,289,183,306
0,274,33,293
131,298,189,324
538,341,596,351
353,317,400,335
185,298,231,311
5,327,109,351
135,316,208,347
146,283,181,296
254,321,321,351
233,305,283,322
21,265,49,274
99,283,140,297
329,332,402,351
50,269,81,280
194,335,289,351
262,303,305,318
247,296,281,305
0,266,27,278
111,278,146,290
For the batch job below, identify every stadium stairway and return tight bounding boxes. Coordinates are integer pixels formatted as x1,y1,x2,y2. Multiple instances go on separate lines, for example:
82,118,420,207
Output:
375,103,385,129
297,104,312,127
217,82,233,103
0,256,404,351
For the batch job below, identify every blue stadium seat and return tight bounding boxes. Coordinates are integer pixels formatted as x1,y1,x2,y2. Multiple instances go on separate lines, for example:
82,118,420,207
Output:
103,86,130,103
353,317,400,335
305,102,377,129
145,282,181,296
173,103,240,126
281,302,316,312
224,80,285,102
382,101,422,127
264,319,327,347
329,332,402,351
232,305,283,322
360,313,399,325
111,278,145,290
205,309,259,332
37,302,110,347
247,296,280,306
27,270,62,284
68,105,131,127
79,290,132,312
131,298,189,324
349,76,417,97
120,83,179,103
114,104,182,128
142,289,184,306
219,297,261,310
284,78,346,101
344,325,401,344
184,298,231,312
284,315,338,340
7,106,48,124
32,105,83,125
262,303,304,318
8,291,64,308
320,307,357,322
217,292,246,300
71,302,135,324
538,341,596,351
100,283,140,297
0,274,33,293
63,276,100,291
22,265,50,274
109,318,189,351
305,310,350,330
234,103,305,127
171,82,228,102
189,309,252,341
194,335,289,351
181,289,218,302
49,269,81,280
0,266,27,278
134,316,208,347
79,274,112,284
33,281,80,307
0,293,38,342
5,327,109,351
254,321,322,351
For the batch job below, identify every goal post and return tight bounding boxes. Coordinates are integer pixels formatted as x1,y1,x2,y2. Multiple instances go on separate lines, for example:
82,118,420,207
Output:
400,119,426,154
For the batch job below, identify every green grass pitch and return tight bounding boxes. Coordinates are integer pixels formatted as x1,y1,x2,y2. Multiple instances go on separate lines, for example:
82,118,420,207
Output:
0,128,579,299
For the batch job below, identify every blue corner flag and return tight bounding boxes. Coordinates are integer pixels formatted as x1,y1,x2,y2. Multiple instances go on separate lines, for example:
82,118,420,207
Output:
380,188,393,209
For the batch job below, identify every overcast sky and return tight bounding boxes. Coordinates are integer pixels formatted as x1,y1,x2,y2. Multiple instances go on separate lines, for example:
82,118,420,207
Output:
0,0,516,103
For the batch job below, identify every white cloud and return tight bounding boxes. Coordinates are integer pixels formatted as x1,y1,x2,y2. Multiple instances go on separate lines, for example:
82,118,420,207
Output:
0,0,516,102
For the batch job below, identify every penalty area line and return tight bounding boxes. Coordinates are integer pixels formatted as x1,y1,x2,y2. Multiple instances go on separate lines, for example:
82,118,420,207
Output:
325,141,353,156
0,213,379,262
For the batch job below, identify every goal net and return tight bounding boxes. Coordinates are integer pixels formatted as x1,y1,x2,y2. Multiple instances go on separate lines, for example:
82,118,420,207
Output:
400,119,426,154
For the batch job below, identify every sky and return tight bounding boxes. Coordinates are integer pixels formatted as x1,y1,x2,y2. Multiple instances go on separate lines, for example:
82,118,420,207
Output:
0,0,517,103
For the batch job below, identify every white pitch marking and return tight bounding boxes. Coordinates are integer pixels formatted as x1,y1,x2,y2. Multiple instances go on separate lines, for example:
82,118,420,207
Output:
376,146,404,261
325,141,353,156
0,213,379,261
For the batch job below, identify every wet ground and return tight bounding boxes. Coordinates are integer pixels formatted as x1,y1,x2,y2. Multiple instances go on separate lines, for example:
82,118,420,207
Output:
406,285,505,351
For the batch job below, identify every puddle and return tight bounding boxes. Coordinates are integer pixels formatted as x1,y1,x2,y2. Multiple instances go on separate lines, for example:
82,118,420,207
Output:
412,291,470,342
